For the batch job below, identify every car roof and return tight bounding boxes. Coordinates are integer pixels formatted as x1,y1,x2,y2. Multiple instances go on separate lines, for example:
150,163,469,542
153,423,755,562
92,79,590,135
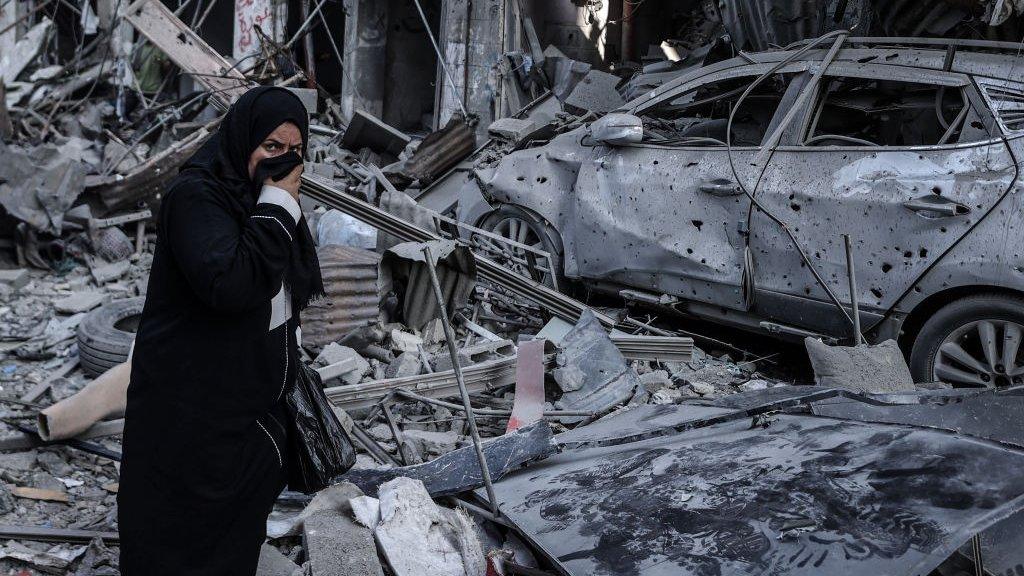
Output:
627,37,1024,110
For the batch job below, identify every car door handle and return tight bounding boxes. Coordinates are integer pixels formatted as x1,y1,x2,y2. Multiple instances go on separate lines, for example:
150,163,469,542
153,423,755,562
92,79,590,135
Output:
903,195,970,217
699,179,742,197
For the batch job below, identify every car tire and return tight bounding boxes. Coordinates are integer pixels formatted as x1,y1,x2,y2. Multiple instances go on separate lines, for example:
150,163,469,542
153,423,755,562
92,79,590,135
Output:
909,293,1024,387
478,205,567,290
77,297,144,377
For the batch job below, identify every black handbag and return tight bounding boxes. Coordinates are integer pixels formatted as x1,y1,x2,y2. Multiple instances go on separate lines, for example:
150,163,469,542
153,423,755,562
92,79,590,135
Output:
283,362,357,494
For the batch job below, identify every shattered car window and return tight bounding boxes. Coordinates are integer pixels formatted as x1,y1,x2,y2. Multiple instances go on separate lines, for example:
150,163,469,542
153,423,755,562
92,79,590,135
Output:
639,73,795,146
804,77,986,146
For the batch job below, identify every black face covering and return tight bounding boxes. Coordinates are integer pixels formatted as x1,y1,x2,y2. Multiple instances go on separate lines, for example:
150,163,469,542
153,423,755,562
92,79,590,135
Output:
180,86,324,310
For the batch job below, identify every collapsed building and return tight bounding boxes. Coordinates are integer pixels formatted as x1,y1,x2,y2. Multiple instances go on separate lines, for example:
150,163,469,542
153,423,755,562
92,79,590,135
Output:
3,0,1024,574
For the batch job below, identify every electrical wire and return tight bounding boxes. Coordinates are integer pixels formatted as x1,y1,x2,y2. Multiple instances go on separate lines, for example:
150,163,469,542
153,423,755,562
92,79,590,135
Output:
723,29,857,328
410,0,469,118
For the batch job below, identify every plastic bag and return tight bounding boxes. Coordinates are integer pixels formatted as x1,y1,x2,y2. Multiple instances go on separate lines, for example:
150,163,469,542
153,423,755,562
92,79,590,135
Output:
284,362,356,494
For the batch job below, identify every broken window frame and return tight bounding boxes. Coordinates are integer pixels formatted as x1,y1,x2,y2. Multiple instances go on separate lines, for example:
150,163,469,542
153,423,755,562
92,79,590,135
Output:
628,61,812,150
976,79,1024,136
790,64,1000,150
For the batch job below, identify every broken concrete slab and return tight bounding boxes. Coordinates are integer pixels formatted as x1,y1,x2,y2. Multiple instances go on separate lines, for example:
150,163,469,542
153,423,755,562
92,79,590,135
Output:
0,18,53,85
53,292,105,314
315,343,370,385
338,421,555,498
266,481,365,538
375,477,485,576
804,338,916,393
89,260,130,285
564,69,625,114
390,330,423,354
400,429,461,458
433,339,515,372
255,543,299,576
385,351,422,379
487,117,539,142
304,511,384,576
342,109,411,157
0,269,29,289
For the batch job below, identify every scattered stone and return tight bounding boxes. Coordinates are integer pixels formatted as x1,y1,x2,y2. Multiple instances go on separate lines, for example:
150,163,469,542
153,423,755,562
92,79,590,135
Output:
90,260,130,284
390,330,423,354
639,370,672,393
0,483,15,515
401,429,461,457
256,543,299,576
0,451,37,473
315,343,370,385
36,451,72,477
421,318,445,345
738,379,770,392
303,511,384,576
487,117,538,141
651,387,684,404
53,292,105,314
688,381,716,396
0,268,29,289
385,352,422,379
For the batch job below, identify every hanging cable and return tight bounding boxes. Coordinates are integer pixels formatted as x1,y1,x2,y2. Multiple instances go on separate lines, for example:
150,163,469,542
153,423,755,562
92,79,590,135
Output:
723,30,857,328
411,0,469,118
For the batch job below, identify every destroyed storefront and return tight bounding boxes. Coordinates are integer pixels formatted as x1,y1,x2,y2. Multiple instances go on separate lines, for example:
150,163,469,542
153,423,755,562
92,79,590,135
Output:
3,0,1024,574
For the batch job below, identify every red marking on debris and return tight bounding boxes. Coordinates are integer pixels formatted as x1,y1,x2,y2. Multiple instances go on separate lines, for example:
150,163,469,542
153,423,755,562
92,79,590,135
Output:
506,339,545,434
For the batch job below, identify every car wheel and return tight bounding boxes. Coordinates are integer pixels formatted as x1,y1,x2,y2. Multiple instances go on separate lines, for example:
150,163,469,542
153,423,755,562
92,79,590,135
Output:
476,205,566,290
77,297,144,377
909,294,1024,387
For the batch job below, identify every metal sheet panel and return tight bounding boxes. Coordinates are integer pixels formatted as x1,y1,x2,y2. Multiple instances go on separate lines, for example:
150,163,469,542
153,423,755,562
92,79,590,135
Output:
300,244,382,348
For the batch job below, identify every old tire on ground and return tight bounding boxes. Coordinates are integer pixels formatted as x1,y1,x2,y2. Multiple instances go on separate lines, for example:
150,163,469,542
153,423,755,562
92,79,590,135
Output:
478,205,566,291
909,293,1024,387
77,297,144,377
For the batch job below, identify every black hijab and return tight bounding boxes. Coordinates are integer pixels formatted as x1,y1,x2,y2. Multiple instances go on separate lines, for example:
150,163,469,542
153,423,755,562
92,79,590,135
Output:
179,86,325,310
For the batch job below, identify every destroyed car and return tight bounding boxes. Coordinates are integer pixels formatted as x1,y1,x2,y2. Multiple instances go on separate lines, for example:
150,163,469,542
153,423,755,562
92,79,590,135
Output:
472,37,1024,387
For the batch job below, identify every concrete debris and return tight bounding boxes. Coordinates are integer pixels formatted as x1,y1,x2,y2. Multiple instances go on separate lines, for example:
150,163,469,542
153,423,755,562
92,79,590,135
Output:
374,477,485,576
303,510,385,576
563,69,625,115
2,2,1021,574
804,338,917,393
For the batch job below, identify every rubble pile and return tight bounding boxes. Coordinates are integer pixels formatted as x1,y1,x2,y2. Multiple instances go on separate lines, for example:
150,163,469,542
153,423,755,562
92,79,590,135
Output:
4,0,1024,574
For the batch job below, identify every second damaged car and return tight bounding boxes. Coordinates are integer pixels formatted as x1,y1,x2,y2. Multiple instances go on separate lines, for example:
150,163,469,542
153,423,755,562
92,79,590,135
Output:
472,35,1024,388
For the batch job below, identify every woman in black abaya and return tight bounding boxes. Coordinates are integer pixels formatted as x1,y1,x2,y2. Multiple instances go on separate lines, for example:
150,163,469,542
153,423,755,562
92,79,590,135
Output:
118,86,323,575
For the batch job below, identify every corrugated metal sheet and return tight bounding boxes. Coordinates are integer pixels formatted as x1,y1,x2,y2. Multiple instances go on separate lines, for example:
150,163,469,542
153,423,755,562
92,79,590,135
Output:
379,239,477,331
301,244,382,348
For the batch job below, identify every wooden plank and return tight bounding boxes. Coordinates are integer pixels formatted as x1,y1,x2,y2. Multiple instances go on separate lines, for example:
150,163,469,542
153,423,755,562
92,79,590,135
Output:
10,486,69,503
123,0,250,107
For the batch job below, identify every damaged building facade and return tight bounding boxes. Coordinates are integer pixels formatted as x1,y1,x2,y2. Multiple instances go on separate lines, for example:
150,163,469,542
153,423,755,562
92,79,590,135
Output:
4,0,1024,575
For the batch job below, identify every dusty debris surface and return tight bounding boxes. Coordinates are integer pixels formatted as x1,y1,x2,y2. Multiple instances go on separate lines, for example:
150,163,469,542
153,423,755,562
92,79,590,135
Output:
4,0,1024,574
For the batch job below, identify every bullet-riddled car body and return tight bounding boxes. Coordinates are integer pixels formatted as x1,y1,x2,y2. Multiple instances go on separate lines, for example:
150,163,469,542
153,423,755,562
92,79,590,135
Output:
473,38,1024,387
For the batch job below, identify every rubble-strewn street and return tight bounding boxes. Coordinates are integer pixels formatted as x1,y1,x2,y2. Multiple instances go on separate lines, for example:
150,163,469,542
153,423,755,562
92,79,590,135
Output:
3,0,1024,574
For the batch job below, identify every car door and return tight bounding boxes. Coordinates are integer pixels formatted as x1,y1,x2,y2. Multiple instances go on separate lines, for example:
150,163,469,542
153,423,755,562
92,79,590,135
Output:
567,63,810,311
748,63,1014,337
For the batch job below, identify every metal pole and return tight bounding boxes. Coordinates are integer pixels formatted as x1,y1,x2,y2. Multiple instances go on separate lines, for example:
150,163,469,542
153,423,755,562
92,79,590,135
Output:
421,244,500,515
971,534,985,576
843,234,865,345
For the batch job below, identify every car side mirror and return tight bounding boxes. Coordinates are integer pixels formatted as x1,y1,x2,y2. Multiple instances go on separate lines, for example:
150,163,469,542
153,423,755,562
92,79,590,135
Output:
589,113,643,146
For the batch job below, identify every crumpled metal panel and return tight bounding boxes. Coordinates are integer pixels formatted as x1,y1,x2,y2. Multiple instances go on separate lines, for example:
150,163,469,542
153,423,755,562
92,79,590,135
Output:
379,239,477,331
488,402,1024,576
300,245,382,348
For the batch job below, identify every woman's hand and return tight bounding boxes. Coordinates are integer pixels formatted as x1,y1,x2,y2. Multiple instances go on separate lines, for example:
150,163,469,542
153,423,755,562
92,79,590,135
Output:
267,163,303,201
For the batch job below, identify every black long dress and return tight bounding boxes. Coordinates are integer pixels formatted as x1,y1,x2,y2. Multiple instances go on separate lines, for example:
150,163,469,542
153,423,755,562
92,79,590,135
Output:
118,87,321,575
